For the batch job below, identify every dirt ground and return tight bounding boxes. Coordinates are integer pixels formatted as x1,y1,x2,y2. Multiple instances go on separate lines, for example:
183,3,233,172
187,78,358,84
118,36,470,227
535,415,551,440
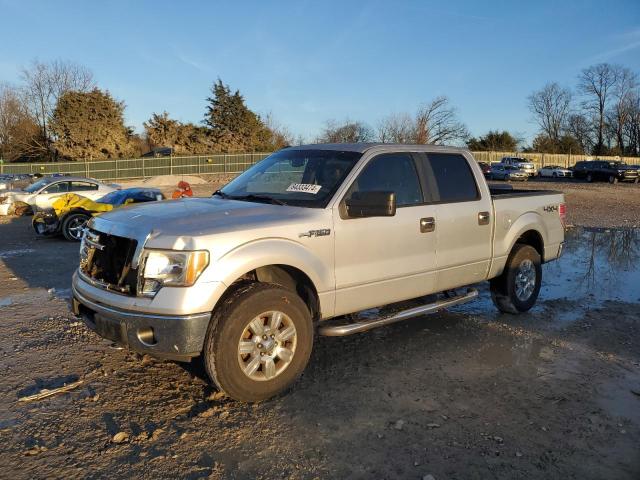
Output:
0,177,639,479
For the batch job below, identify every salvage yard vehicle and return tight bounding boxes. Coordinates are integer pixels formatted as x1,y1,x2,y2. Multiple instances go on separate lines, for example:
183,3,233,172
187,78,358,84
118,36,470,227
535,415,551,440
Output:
33,187,165,241
500,156,537,176
72,144,565,402
571,160,639,184
538,165,573,178
0,176,117,216
491,164,529,181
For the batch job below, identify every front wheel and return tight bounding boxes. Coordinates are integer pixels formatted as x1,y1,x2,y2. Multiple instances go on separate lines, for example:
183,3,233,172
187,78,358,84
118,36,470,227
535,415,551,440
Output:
61,213,90,241
490,244,542,314
608,175,618,184
586,173,593,183
203,282,313,402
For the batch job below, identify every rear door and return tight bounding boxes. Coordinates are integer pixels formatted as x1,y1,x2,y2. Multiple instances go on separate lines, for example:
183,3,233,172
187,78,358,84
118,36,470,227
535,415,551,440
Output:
332,152,438,315
416,153,493,290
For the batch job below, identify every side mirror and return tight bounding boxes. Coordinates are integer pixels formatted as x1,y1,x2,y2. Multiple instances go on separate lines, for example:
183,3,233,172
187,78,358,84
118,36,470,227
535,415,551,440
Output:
344,191,396,218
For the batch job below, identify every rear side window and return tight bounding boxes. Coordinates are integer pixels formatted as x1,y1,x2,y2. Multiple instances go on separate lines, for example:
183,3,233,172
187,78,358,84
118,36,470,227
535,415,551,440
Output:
346,153,423,207
420,153,479,203
70,181,99,191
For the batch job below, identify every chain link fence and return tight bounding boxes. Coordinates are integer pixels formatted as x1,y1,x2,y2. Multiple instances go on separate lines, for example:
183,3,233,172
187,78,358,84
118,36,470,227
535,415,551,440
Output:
0,153,270,181
0,151,638,180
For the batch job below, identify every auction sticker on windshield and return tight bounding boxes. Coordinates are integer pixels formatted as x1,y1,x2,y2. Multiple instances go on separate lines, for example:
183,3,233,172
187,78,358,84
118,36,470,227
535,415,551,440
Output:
286,183,322,194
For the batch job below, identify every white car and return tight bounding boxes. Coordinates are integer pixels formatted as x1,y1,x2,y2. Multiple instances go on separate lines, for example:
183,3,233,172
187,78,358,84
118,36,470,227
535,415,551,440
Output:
500,157,537,176
0,177,117,215
538,165,573,178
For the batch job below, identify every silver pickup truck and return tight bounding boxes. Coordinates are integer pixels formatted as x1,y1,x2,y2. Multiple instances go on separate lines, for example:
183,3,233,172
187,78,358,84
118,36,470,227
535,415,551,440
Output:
72,144,565,401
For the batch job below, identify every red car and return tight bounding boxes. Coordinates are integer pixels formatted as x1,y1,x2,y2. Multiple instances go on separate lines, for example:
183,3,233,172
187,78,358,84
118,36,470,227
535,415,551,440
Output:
478,162,492,177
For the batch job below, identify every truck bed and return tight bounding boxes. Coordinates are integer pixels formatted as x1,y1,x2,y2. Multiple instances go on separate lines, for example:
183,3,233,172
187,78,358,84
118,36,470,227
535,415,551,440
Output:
489,185,562,199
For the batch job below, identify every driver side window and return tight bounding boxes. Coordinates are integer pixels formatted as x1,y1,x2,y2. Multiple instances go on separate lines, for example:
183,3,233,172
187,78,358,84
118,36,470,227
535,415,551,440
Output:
345,153,423,207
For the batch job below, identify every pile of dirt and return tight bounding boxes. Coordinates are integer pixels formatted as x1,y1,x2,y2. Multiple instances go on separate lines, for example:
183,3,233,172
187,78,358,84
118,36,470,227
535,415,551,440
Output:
123,175,209,187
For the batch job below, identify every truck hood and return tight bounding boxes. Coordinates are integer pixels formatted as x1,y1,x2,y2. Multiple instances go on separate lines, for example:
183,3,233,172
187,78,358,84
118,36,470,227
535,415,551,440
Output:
90,197,320,241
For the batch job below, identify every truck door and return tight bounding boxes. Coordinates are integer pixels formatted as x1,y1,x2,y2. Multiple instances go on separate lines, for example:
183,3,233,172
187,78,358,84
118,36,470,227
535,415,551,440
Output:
332,152,438,316
417,153,493,291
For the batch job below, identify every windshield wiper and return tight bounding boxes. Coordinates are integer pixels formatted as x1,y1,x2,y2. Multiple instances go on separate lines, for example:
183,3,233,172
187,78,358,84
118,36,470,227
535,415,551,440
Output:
228,194,287,206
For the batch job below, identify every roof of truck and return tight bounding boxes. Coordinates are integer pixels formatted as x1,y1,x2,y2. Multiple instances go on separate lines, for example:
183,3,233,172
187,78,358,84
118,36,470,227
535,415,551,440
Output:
288,143,468,153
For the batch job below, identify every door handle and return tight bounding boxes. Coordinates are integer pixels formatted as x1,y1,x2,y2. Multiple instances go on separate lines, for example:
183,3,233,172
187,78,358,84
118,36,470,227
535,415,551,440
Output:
420,217,435,233
478,211,490,225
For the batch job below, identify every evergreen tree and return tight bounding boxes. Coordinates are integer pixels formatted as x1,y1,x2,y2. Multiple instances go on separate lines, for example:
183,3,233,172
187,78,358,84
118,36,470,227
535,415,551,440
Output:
203,79,269,152
51,88,133,160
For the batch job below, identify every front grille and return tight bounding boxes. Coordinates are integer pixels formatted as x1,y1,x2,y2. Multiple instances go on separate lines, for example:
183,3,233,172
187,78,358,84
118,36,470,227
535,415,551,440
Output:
80,228,139,295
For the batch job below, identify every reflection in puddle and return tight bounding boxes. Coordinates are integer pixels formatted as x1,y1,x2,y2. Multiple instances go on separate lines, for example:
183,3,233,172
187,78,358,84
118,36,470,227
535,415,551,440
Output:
543,227,640,304
452,227,639,320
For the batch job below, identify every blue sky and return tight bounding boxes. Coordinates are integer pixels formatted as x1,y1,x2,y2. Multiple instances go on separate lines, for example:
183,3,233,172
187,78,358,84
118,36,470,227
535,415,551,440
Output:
1,0,639,144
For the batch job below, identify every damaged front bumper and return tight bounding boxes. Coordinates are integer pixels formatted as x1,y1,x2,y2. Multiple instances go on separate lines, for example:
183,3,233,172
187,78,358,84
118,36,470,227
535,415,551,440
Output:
71,275,211,361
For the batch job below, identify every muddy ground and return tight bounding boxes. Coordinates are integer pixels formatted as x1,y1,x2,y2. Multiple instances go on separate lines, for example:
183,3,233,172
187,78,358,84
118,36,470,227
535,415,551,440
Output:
0,179,639,479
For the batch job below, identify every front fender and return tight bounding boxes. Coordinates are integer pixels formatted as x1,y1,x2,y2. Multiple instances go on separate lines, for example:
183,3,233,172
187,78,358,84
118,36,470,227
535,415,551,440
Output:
202,237,334,295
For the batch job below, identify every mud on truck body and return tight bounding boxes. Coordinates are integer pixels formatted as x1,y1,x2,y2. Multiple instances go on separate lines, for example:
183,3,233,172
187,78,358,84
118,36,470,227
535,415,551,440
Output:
72,144,565,402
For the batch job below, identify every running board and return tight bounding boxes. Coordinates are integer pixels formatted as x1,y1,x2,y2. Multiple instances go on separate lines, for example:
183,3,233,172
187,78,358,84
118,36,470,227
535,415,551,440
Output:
317,288,478,337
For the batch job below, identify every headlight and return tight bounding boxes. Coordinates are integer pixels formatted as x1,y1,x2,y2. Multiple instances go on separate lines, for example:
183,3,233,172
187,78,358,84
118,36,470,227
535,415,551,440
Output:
140,249,209,297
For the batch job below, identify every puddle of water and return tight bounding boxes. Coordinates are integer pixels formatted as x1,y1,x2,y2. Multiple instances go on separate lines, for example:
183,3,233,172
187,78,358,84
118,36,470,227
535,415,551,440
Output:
455,227,639,319
542,227,640,305
0,297,13,307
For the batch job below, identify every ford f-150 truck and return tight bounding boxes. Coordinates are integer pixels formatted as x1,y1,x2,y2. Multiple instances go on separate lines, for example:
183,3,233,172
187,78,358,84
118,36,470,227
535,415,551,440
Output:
72,144,565,402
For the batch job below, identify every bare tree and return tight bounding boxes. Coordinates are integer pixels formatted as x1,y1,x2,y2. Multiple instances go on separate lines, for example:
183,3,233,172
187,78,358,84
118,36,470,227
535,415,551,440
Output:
624,91,640,156
527,82,572,143
377,96,468,145
414,96,468,145
566,113,594,154
608,67,638,154
317,120,374,143
377,113,415,143
21,59,94,159
0,83,44,161
577,63,618,155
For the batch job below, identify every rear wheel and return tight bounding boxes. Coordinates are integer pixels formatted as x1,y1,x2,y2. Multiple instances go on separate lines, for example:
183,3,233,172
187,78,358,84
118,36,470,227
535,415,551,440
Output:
586,173,593,183
61,213,90,241
490,244,542,314
203,282,313,402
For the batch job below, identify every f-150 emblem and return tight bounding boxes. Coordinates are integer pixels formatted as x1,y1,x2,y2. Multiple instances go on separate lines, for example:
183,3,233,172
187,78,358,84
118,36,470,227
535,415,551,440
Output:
299,229,331,238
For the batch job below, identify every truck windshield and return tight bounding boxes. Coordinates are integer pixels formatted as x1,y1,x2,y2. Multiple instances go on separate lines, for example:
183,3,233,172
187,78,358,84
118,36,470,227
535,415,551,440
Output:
219,149,362,207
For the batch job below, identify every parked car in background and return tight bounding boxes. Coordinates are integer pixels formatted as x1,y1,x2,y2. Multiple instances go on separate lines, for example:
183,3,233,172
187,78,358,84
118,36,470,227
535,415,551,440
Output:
0,173,33,191
538,165,573,178
572,160,639,184
33,187,164,241
500,157,537,176
0,176,118,216
491,164,529,181
478,162,492,177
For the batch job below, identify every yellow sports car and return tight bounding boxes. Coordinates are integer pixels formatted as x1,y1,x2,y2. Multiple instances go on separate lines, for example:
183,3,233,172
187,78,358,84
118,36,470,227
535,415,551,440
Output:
33,187,164,241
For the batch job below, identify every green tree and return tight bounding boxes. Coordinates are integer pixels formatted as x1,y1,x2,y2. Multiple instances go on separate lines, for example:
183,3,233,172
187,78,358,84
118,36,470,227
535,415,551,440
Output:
50,88,133,160
203,79,270,152
531,134,584,154
466,130,520,151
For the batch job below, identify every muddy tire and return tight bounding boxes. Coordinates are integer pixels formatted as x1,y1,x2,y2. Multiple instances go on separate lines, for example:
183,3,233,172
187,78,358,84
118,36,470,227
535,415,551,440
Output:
608,175,618,184
61,213,90,241
203,282,313,402
490,244,542,314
